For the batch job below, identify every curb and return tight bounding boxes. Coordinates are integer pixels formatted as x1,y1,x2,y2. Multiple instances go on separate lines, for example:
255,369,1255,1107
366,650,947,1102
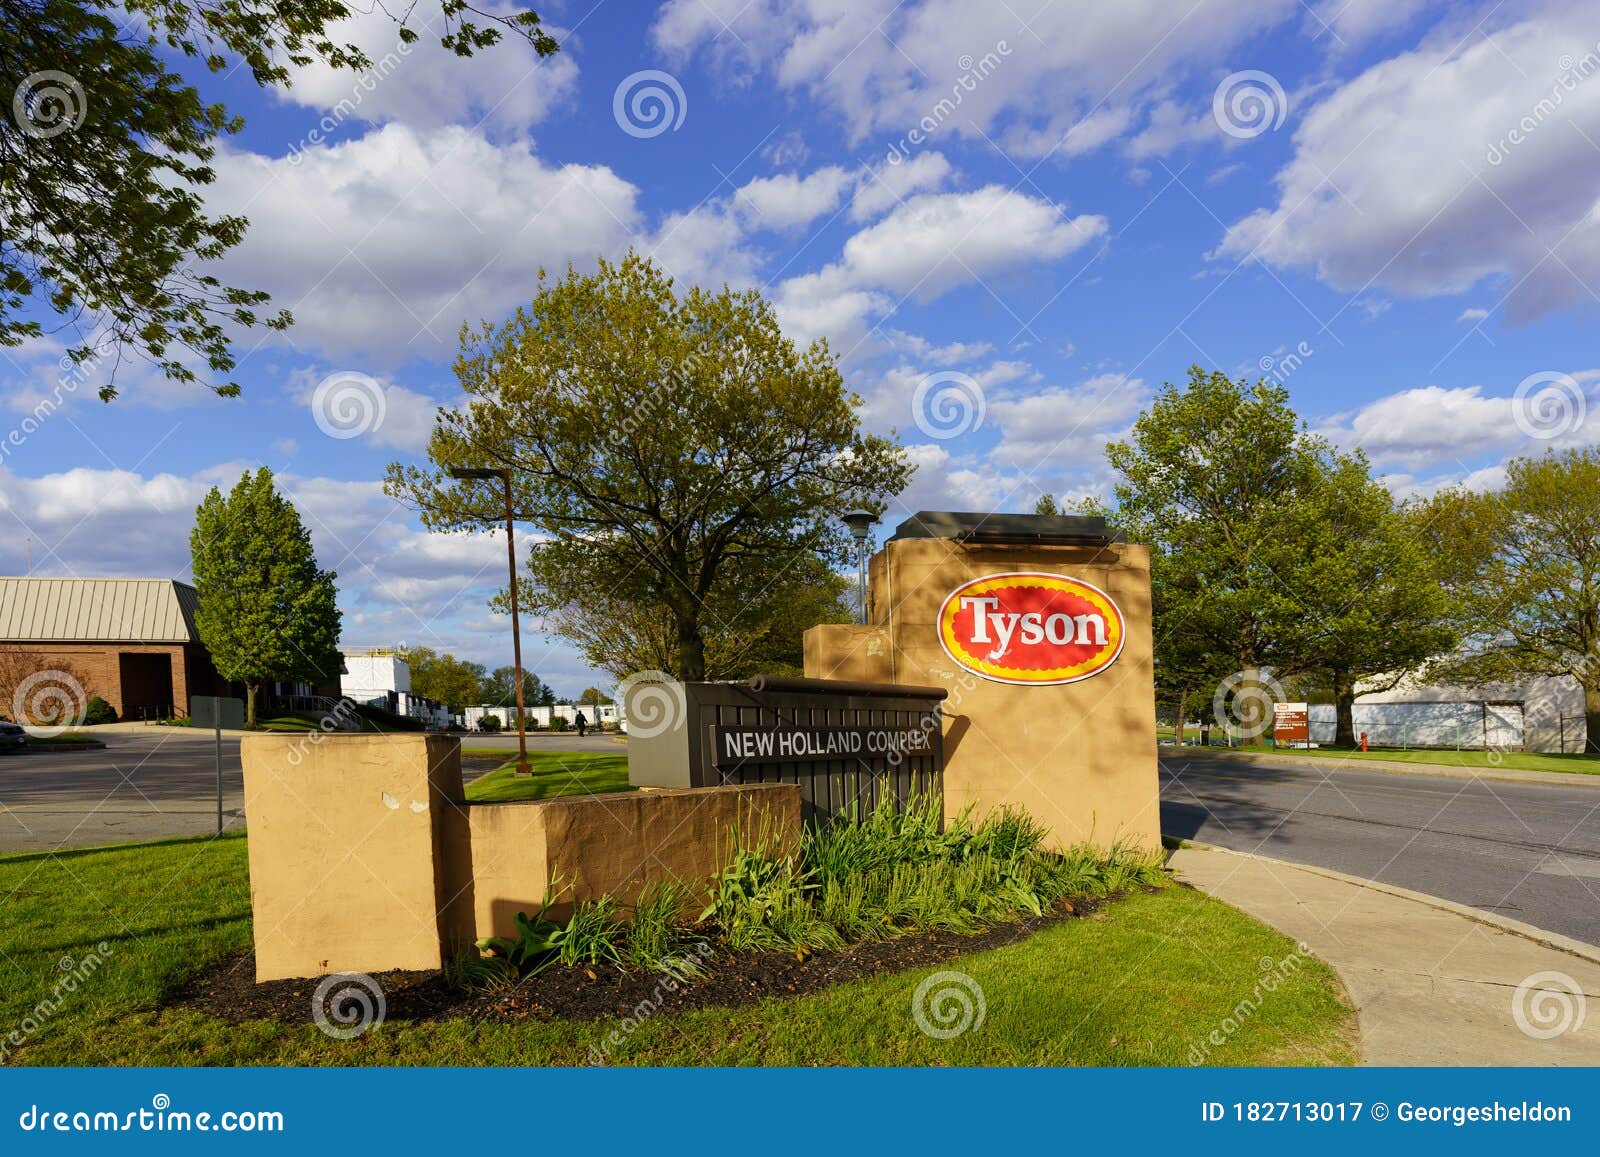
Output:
1161,746,1600,791
1172,841,1600,967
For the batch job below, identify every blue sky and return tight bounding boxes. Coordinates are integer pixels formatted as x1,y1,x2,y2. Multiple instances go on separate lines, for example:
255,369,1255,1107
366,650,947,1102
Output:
4,0,1599,696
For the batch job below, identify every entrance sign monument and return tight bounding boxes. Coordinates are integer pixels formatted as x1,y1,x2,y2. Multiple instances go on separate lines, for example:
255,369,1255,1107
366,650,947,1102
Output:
804,510,1161,852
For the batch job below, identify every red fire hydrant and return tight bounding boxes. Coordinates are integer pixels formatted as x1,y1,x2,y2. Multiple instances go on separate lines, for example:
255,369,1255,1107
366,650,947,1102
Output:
1360,731,1368,752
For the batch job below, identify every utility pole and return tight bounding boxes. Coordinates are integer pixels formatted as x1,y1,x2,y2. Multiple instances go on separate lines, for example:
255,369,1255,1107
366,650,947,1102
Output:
450,467,530,776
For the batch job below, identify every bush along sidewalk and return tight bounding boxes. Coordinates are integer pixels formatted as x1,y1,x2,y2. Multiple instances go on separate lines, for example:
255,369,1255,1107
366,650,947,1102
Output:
466,796,1165,985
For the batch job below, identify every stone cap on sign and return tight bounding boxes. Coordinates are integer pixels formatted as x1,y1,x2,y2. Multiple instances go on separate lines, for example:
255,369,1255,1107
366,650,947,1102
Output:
885,510,1126,547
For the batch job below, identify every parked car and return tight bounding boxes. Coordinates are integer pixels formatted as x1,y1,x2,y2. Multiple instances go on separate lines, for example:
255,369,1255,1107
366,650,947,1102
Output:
0,721,27,751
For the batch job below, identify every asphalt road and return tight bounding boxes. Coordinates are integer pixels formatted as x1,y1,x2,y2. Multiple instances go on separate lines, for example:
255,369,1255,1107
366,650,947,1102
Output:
0,730,245,853
0,731,626,854
1161,752,1600,946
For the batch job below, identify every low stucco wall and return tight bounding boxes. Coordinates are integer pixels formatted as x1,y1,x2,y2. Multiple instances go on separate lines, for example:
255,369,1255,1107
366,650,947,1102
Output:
456,784,800,941
241,733,800,981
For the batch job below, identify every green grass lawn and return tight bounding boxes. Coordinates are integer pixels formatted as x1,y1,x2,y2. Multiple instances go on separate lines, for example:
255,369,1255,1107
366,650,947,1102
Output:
462,751,632,802
0,833,1355,1066
1210,743,1600,775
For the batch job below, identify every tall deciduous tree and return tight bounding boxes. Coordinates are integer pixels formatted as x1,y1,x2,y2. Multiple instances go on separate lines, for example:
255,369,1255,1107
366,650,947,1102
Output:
1104,367,1314,736
483,665,554,709
189,468,341,725
386,253,911,681
1421,448,1600,751
403,646,486,712
545,555,851,681
1264,452,1457,745
4,0,558,397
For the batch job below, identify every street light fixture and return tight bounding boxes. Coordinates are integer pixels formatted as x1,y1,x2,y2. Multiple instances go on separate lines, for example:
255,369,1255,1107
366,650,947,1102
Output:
841,509,878,625
450,466,530,777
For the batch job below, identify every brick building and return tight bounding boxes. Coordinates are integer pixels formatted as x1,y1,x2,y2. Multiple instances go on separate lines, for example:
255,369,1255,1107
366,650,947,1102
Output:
0,577,232,721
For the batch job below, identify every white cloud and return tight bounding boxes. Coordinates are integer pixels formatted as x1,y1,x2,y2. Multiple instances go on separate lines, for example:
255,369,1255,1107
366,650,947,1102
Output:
206,124,640,359
989,373,1148,468
1457,307,1490,323
276,4,579,137
734,167,851,231
1317,379,1600,469
652,0,1298,158
850,153,952,220
837,187,1107,299
1217,2,1600,322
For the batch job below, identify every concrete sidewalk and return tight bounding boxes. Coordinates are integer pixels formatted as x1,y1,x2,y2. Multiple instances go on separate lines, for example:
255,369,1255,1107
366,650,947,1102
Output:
1170,844,1600,1065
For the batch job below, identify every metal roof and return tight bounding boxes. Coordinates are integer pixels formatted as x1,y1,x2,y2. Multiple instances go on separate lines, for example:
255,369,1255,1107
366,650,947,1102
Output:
886,510,1126,547
0,577,201,643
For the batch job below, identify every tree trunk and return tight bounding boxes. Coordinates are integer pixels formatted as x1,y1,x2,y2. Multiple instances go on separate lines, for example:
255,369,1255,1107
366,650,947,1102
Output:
1174,688,1188,748
675,615,706,682
245,683,259,728
1334,672,1357,748
1586,683,1600,754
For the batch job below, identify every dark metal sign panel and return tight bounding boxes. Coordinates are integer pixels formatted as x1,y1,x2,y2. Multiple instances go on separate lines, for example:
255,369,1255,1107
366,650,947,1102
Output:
711,723,935,767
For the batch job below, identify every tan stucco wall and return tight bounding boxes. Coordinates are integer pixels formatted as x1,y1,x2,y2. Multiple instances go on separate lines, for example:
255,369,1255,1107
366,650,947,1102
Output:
241,733,465,981
805,537,1160,854
242,733,800,980
460,784,800,940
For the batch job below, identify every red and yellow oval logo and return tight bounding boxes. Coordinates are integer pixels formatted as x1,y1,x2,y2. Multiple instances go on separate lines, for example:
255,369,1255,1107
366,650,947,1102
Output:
937,572,1125,686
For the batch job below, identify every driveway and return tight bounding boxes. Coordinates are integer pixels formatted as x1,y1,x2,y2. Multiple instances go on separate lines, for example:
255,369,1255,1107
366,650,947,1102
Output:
1161,751,1600,946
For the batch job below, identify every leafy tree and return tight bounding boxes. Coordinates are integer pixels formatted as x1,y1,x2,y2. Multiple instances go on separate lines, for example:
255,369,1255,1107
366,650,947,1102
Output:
577,687,611,706
190,468,341,725
483,665,554,708
1033,493,1059,515
1264,452,1457,744
403,646,486,712
386,253,911,680
4,0,558,397
1421,448,1600,751
544,555,851,681
1104,367,1314,736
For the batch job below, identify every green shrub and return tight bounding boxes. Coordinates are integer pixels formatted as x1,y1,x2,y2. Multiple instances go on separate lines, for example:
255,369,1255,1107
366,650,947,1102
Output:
82,696,118,726
477,715,503,733
622,881,696,973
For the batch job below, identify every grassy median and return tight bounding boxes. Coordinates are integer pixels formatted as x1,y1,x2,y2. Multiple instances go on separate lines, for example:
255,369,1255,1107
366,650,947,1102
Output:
0,830,1356,1066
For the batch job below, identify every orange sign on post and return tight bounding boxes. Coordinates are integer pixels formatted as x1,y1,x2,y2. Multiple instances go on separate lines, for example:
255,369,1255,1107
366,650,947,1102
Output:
1274,701,1310,745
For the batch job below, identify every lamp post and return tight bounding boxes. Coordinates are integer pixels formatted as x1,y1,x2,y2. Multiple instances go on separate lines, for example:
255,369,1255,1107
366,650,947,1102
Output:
450,467,529,777
841,509,879,625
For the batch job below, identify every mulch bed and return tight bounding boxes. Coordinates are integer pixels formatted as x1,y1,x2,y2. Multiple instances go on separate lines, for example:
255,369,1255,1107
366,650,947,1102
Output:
172,894,1112,1028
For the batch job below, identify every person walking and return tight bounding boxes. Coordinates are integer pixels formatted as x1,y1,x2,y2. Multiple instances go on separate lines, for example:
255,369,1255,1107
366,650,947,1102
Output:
574,710,588,739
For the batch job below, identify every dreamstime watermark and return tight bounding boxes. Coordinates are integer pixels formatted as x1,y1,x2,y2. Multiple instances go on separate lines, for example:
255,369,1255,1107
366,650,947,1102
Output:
310,973,386,1039
0,347,110,465
1212,668,1287,742
1511,370,1586,440
585,943,716,1064
1512,970,1587,1039
1257,340,1315,385
286,40,414,163
912,370,985,439
613,70,688,138
1187,942,1311,1064
912,970,986,1039
1487,44,1600,166
311,370,387,440
0,943,114,1064
1212,70,1288,140
11,669,88,738
885,42,1012,164
11,71,87,139
618,670,687,739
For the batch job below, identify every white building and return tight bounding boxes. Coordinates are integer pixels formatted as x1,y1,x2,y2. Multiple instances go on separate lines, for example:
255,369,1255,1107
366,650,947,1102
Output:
1306,673,1586,753
340,648,453,729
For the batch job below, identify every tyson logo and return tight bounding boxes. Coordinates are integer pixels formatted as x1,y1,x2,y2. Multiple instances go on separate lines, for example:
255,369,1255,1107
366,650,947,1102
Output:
937,572,1125,686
